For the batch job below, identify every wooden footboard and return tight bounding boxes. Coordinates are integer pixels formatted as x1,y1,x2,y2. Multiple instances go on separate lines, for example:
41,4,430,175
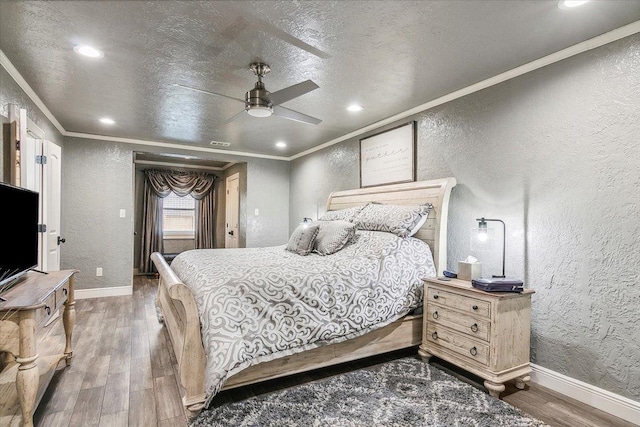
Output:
151,252,207,416
151,252,423,416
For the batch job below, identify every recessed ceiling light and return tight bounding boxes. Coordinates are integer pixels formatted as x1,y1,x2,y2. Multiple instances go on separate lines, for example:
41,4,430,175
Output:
346,105,363,112
276,141,287,148
159,153,199,160
210,141,231,147
558,0,589,9
99,117,115,125
73,45,104,58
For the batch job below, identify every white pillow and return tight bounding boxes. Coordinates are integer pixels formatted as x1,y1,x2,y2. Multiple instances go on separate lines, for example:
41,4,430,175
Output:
318,205,367,222
354,203,432,238
407,213,428,237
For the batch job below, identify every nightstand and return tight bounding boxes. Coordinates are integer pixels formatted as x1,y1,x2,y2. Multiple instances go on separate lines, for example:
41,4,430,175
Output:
418,277,534,398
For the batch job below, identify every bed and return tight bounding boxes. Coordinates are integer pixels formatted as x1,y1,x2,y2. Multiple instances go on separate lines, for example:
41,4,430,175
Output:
151,177,456,415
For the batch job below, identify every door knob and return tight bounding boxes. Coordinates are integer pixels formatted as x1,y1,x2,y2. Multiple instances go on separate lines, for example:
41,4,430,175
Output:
58,236,66,245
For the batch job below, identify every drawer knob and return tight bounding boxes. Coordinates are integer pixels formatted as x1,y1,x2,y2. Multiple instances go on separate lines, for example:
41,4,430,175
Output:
470,346,478,356
432,311,439,320
45,305,51,316
472,305,478,310
433,295,439,300
432,332,438,340
63,288,68,296
471,323,478,332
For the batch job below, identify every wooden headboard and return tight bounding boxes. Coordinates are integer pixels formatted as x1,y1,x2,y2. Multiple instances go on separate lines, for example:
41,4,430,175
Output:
326,178,457,275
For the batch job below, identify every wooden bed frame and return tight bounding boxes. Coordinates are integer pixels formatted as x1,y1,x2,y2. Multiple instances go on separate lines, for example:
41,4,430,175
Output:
151,177,457,415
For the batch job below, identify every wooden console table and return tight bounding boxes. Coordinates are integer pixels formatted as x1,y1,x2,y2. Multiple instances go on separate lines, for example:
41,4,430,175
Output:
0,270,77,427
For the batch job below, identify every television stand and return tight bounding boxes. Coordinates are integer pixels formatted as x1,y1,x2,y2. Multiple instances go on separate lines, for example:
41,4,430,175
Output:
0,269,77,427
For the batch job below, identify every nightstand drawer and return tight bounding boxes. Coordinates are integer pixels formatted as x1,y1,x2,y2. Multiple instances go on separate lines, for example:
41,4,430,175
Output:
426,323,489,366
427,304,490,341
427,287,491,318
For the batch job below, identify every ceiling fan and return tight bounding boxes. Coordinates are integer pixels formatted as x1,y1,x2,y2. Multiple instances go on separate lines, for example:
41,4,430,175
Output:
176,62,322,125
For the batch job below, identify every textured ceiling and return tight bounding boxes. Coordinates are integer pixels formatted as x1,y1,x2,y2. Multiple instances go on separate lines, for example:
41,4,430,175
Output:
1,1,639,157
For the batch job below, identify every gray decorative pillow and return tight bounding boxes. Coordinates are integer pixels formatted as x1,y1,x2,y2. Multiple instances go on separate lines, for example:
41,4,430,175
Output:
286,224,320,256
313,220,357,256
354,203,432,238
318,205,366,223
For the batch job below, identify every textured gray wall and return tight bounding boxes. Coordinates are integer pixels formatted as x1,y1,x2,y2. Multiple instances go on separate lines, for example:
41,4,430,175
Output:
63,136,289,289
290,35,640,399
246,159,290,247
61,138,135,290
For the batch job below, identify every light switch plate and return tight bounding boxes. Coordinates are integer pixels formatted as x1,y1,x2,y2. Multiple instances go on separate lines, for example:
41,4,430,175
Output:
254,208,259,216
119,209,126,218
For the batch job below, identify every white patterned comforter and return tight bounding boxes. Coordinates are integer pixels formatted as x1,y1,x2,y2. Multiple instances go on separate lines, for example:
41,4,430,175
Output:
170,230,436,407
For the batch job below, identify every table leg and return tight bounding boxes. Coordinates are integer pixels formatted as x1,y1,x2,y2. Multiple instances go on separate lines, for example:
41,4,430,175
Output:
484,380,505,398
515,375,531,390
63,277,76,366
17,311,38,427
418,346,433,362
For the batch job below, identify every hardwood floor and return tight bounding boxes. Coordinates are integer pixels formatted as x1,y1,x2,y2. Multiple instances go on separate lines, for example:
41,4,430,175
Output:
31,276,634,427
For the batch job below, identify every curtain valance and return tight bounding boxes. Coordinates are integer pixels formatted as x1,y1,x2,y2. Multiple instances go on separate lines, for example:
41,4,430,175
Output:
145,169,217,200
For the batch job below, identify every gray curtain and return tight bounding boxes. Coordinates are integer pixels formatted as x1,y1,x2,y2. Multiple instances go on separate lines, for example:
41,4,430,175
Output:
140,169,218,273
195,190,216,249
145,169,215,199
140,180,164,273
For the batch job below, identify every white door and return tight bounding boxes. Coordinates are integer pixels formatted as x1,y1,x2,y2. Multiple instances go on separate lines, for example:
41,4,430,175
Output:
21,135,43,269
21,135,42,193
42,141,62,271
225,173,240,248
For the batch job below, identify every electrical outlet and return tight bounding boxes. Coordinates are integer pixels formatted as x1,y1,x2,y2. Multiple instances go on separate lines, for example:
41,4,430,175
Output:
96,267,103,277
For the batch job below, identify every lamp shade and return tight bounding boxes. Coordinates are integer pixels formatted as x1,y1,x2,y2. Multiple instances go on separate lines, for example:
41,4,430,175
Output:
470,226,496,251
472,217,506,279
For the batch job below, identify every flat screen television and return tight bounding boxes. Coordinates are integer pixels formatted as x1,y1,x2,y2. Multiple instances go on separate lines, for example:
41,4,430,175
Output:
0,182,39,289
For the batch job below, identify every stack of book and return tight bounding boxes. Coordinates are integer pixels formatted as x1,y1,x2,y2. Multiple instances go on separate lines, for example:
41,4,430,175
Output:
471,278,524,293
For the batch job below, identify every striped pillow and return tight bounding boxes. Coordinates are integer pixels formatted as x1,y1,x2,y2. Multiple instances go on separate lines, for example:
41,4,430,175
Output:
313,220,356,256
286,224,320,256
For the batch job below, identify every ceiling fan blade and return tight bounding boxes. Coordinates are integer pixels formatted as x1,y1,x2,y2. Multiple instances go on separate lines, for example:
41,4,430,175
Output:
224,109,247,124
174,84,245,104
273,106,322,125
267,80,319,106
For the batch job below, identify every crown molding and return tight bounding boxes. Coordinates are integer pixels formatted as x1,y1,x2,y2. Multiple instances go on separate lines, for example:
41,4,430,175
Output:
3,20,639,163
289,20,640,160
63,131,289,161
0,50,65,134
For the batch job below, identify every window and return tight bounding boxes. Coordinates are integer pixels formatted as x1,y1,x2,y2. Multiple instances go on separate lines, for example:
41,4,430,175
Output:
163,192,195,239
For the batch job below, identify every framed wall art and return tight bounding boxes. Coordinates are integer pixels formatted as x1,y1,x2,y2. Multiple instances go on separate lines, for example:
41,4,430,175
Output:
360,121,416,188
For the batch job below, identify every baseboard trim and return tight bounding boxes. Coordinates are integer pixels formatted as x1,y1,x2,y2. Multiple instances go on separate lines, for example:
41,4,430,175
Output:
530,363,640,425
75,285,133,300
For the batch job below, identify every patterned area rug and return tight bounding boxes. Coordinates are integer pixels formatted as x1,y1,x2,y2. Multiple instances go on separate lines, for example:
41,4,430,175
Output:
190,356,548,426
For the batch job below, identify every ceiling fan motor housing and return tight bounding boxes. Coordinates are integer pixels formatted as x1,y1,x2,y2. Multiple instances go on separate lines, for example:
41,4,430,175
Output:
245,81,273,116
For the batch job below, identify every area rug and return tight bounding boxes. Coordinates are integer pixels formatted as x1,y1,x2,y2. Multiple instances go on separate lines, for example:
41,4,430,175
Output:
190,356,548,426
